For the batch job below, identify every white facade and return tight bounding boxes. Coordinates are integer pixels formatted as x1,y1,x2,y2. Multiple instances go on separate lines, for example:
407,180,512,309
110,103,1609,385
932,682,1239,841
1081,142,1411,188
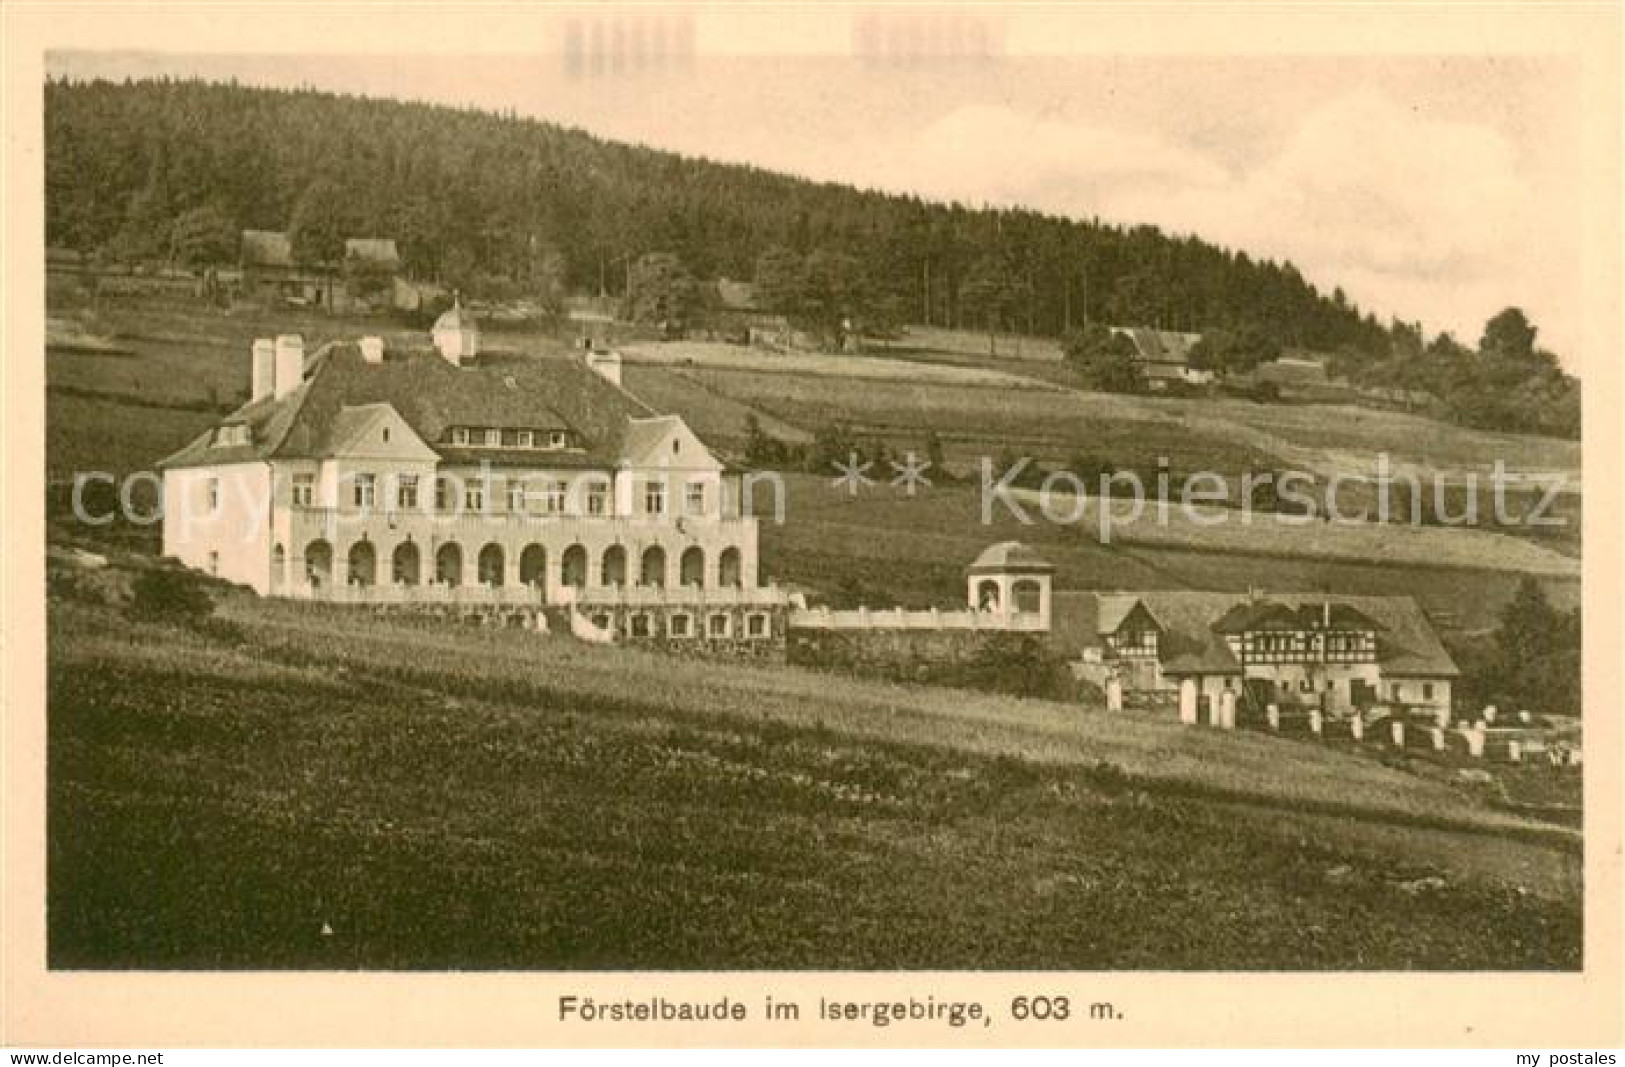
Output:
161,335,775,623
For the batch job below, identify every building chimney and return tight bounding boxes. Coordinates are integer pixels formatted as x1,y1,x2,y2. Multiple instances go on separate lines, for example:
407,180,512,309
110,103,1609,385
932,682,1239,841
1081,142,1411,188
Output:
359,336,385,364
251,338,275,402
273,334,305,399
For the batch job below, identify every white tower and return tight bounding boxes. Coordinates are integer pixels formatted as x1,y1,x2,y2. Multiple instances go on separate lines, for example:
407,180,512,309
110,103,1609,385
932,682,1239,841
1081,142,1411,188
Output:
966,541,1054,630
432,294,480,365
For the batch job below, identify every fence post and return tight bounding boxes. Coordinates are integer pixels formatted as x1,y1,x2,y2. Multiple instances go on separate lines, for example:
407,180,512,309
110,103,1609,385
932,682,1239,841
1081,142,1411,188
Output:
1390,720,1405,747
1178,679,1198,726
1350,713,1364,742
1266,704,1280,731
1309,709,1323,737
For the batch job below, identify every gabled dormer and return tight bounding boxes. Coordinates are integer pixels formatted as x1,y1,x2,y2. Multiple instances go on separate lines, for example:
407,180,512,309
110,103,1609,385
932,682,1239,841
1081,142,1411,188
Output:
620,415,721,473
1105,599,1163,658
325,403,438,463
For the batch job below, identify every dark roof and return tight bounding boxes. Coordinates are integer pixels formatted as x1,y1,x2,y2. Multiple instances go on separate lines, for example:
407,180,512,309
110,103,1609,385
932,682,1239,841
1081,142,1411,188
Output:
1049,590,1457,677
241,229,294,268
159,345,657,471
1212,600,1386,634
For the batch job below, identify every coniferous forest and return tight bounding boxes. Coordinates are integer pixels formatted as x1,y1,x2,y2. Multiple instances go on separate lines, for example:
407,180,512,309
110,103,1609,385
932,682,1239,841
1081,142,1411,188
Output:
45,77,1578,438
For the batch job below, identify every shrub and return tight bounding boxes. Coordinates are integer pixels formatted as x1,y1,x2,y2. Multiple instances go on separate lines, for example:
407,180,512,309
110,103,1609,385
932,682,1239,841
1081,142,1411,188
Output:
127,568,215,627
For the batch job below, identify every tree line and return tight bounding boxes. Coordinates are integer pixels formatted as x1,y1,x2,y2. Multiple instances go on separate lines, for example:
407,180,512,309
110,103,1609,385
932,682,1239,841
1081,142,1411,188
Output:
45,77,1578,438
48,77,1386,345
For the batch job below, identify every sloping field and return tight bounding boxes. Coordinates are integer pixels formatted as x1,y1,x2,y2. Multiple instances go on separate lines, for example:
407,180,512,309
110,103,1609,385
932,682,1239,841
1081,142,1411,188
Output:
47,590,1579,969
47,394,216,480
620,341,1058,390
1172,397,1581,479
757,475,1580,630
618,365,811,449
891,324,1067,362
676,367,1286,478
1007,490,1578,577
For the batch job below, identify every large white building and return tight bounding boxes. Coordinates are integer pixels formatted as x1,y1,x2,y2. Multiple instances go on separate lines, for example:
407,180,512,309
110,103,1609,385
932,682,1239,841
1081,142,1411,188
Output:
159,323,787,642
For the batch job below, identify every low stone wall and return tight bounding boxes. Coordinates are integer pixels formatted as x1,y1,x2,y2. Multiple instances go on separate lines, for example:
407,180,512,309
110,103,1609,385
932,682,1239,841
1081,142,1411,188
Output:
597,602,790,662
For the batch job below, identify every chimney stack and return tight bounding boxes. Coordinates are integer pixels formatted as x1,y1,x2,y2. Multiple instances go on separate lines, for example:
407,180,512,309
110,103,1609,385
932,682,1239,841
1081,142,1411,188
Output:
251,338,275,402
273,335,305,399
359,336,385,364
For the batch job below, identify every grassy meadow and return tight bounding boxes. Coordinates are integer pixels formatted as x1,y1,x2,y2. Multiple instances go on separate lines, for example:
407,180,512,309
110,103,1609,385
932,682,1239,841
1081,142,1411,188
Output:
756,474,1579,631
48,581,1580,970
41,291,1585,969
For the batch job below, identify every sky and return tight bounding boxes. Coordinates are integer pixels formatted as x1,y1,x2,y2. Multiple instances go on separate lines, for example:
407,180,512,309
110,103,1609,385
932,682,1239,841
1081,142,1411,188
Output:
49,46,1584,367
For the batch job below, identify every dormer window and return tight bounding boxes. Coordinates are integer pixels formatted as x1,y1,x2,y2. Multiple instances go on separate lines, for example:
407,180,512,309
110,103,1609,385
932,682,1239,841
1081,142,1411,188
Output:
484,428,501,447
549,431,567,449
213,424,251,447
516,430,534,448
452,428,471,446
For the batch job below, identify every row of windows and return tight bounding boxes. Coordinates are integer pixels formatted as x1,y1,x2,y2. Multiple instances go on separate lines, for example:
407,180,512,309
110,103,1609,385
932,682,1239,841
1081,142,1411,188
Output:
1108,630,1158,655
281,472,709,516
448,427,575,451
609,611,772,640
288,539,745,590
211,425,252,448
1241,631,1375,654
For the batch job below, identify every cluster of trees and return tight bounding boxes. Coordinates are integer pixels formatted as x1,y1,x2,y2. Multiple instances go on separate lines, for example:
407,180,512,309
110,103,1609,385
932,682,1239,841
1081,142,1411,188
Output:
742,415,950,481
1062,325,1142,393
47,77,1391,353
1329,309,1579,439
1454,577,1581,717
1187,324,1282,375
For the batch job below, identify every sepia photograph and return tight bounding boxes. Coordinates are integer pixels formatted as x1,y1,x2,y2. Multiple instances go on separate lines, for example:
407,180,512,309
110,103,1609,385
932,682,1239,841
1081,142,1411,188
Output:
4,0,1621,1051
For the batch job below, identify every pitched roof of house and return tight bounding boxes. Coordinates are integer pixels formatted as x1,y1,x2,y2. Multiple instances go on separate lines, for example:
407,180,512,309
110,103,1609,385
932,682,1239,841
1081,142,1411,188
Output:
325,402,402,456
1211,600,1385,634
620,415,683,463
1109,326,1202,365
344,238,401,267
1049,590,1458,677
241,229,294,268
159,344,661,471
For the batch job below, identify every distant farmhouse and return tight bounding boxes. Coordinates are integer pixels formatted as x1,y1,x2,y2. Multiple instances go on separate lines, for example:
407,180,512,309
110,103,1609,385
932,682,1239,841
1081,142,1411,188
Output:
1108,326,1213,391
340,237,403,313
711,278,792,347
240,229,322,306
1055,589,1458,722
240,230,403,313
